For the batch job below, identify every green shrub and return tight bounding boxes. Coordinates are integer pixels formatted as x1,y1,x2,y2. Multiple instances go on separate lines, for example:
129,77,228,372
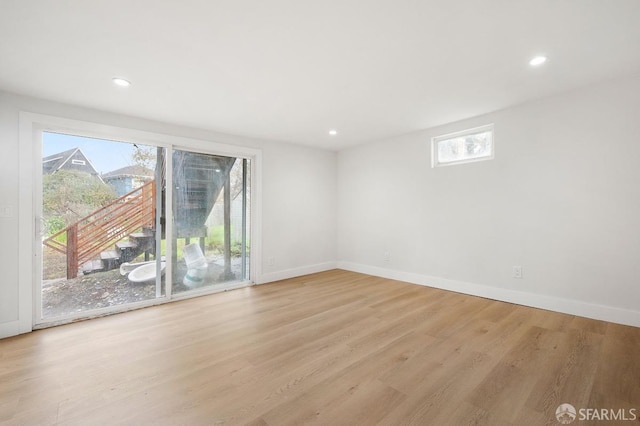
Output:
45,216,67,237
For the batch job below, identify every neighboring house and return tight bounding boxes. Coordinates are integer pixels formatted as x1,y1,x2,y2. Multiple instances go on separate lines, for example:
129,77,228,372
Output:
42,147,103,182
102,165,154,196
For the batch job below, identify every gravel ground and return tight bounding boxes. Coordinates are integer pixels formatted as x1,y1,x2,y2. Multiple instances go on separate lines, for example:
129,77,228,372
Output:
41,247,247,318
42,270,157,318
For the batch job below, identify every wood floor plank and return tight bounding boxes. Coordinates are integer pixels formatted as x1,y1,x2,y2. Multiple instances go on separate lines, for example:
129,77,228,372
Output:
524,329,603,419
380,350,496,425
260,331,423,425
0,270,638,425
588,323,640,409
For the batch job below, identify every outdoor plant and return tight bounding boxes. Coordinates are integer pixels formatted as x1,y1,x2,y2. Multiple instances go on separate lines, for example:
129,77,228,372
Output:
43,170,116,231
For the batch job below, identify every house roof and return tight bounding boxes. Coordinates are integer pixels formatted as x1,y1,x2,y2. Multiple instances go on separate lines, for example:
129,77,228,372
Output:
42,147,101,180
42,147,79,175
103,165,154,179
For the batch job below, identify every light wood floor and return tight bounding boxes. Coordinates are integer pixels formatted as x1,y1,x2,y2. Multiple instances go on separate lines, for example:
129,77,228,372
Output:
1,270,639,425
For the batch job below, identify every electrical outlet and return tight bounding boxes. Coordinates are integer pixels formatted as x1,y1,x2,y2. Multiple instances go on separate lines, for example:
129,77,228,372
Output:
513,266,523,279
383,251,391,262
267,257,275,267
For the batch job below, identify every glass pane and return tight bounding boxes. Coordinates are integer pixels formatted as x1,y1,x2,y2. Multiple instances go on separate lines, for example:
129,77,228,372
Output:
172,151,250,293
41,132,165,319
437,129,493,164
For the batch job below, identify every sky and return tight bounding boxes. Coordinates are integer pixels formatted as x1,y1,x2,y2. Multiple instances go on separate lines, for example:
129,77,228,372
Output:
42,132,145,175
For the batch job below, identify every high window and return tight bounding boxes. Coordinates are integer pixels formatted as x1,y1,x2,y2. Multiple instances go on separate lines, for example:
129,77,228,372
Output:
432,124,494,167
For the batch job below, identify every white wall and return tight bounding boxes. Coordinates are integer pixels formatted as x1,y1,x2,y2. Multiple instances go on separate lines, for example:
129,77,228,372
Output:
0,91,337,338
260,142,337,281
0,96,20,331
3,73,640,338
337,74,640,326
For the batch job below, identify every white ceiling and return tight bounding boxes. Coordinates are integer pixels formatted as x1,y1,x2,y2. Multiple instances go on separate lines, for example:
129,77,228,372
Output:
1,0,640,150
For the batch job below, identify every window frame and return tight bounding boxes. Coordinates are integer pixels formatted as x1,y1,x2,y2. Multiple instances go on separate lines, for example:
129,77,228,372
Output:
431,123,494,168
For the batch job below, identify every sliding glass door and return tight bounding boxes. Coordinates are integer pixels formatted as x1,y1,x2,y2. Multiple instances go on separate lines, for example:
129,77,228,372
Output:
171,150,251,294
39,132,166,320
36,128,253,325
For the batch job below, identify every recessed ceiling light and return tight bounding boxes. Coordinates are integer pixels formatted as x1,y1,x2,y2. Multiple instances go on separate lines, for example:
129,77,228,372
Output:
112,77,131,87
328,129,338,136
529,56,547,66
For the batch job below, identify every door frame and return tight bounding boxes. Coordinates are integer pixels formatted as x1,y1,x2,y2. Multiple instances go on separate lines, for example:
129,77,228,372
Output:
19,112,262,329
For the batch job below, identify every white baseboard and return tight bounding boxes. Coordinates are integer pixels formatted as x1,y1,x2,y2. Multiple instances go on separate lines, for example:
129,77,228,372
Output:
337,261,640,328
257,261,337,285
0,319,29,340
